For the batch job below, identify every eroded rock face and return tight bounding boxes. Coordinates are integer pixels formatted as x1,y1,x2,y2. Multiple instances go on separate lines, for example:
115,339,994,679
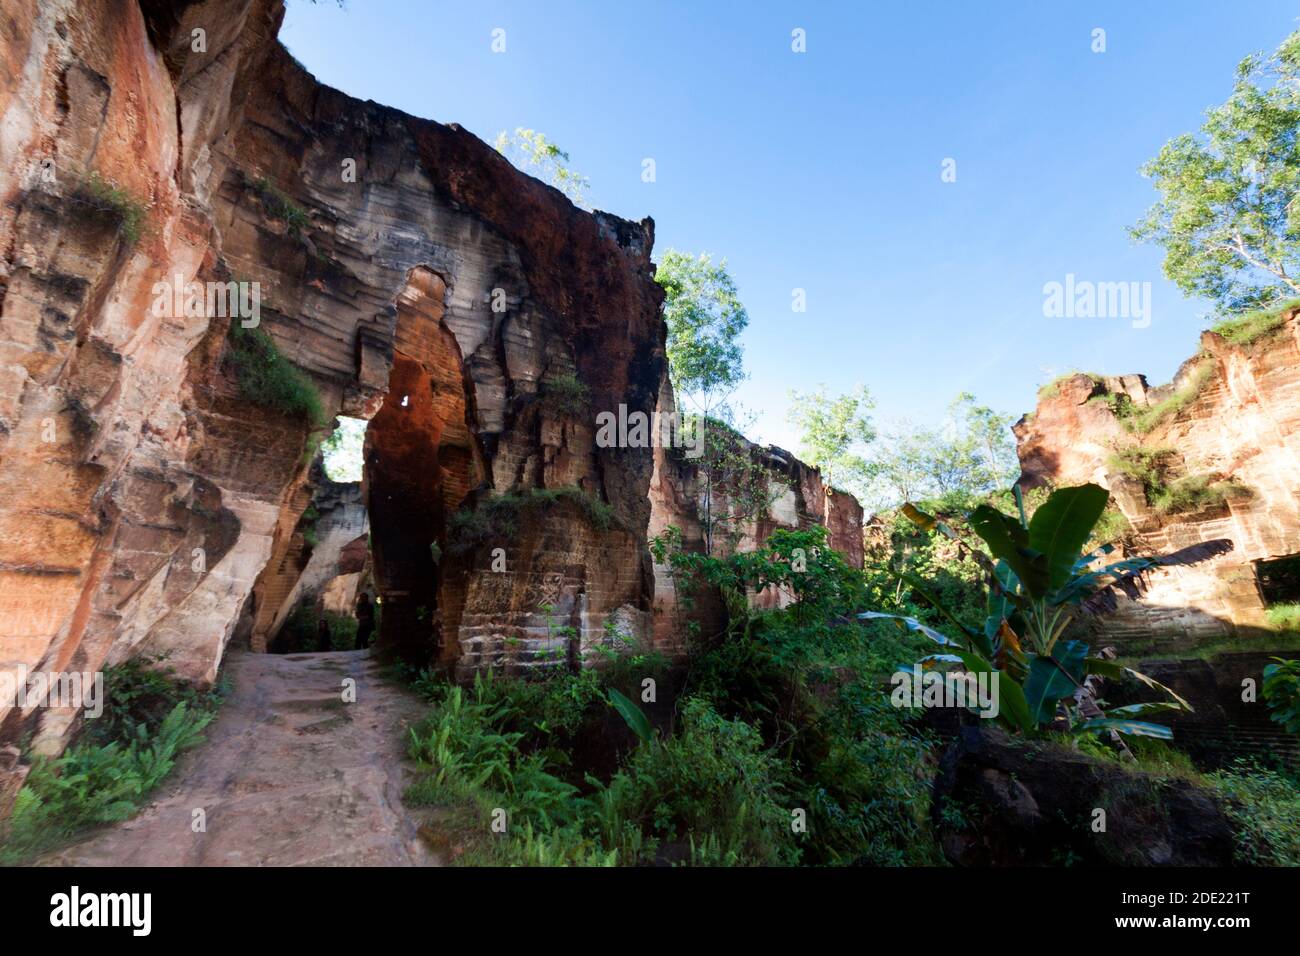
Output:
0,0,863,760
0,0,667,753
933,727,1236,866
1015,312,1300,655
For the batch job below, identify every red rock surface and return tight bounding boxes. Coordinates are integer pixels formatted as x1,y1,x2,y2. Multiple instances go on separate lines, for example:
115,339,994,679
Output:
1015,310,1300,653
0,0,863,764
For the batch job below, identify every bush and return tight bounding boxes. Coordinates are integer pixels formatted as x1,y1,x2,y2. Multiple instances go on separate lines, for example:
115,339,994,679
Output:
273,605,358,653
447,486,615,555
1,660,221,864
247,175,310,236
540,372,590,415
1117,363,1213,435
72,171,149,245
1261,657,1300,734
224,322,325,427
1210,297,1300,346
1208,760,1300,865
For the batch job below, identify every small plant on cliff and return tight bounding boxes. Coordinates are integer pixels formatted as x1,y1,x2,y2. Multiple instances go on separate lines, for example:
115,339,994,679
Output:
862,484,1233,739
247,175,311,236
1114,363,1214,435
540,371,590,415
224,321,326,428
1131,29,1300,317
1210,295,1300,346
446,486,615,555
71,171,149,246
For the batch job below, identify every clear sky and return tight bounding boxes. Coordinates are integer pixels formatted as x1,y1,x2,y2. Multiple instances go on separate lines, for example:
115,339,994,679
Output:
280,0,1299,451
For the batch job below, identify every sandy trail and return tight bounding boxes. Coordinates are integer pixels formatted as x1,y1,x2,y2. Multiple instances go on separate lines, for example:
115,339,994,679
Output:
44,649,439,866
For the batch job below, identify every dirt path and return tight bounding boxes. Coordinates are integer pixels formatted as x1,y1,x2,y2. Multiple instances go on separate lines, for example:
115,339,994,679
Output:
44,649,440,866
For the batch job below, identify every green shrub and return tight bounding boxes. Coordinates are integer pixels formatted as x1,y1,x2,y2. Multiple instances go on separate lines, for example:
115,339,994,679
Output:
447,486,615,555
1,660,221,864
1117,363,1214,434
595,697,800,866
1261,657,1300,734
540,372,590,415
1208,760,1300,865
1107,446,1246,515
72,171,149,245
247,175,310,236
1210,296,1300,346
224,321,325,427
273,606,358,653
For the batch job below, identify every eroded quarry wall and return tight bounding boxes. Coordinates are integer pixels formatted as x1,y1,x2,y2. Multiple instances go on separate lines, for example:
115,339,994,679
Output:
0,0,863,760
1016,310,1300,656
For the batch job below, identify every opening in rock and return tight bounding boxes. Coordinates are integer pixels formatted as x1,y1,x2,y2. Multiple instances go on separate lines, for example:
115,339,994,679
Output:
364,267,481,665
1256,553,1300,610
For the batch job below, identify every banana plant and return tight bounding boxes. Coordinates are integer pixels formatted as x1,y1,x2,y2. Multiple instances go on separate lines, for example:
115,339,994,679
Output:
861,483,1233,738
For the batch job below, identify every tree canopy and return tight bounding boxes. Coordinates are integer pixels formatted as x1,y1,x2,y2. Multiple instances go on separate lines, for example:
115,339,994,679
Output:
1130,30,1300,315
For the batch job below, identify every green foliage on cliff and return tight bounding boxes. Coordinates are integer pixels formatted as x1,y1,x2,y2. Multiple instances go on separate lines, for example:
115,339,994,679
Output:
72,171,149,246
1210,296,1300,345
224,321,326,428
446,486,616,555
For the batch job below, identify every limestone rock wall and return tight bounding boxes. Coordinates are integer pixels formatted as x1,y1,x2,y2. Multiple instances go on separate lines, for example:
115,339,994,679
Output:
1015,310,1300,654
0,0,864,760
0,0,665,753
647,399,865,648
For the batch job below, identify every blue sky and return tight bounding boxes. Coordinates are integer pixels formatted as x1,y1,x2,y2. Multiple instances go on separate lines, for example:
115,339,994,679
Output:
281,0,1298,450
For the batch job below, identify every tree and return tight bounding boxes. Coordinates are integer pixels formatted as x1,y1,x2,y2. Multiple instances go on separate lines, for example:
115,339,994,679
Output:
1130,30,1300,315
655,250,759,555
655,250,749,420
867,394,1018,512
493,128,590,206
785,385,875,493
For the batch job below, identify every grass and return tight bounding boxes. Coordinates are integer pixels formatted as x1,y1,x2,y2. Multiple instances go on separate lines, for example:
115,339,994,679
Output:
447,486,617,555
540,371,590,415
1037,371,1101,400
0,659,224,864
1117,362,1214,435
224,321,325,427
1210,296,1300,347
1206,760,1300,866
1107,445,1248,515
71,171,149,246
1266,603,1300,633
247,175,310,236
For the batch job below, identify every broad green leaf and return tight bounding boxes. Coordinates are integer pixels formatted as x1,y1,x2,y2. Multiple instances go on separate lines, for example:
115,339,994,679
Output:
1022,640,1089,725
607,688,654,746
970,505,1048,598
1077,718,1174,740
857,611,961,647
1084,658,1193,711
1027,483,1110,594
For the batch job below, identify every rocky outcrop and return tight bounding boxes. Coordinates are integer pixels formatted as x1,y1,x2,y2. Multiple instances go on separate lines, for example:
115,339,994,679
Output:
0,0,665,753
648,400,865,647
933,726,1236,866
0,0,864,759
1015,310,1300,655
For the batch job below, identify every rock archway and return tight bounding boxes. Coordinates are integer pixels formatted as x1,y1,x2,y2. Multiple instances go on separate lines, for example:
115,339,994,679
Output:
364,268,482,664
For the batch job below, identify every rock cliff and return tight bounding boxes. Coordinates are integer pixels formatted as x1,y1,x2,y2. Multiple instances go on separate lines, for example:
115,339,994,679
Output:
1015,309,1300,656
0,0,863,763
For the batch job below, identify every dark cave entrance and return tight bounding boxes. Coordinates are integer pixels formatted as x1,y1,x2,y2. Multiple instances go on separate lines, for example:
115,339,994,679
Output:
1256,553,1300,607
364,267,480,666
